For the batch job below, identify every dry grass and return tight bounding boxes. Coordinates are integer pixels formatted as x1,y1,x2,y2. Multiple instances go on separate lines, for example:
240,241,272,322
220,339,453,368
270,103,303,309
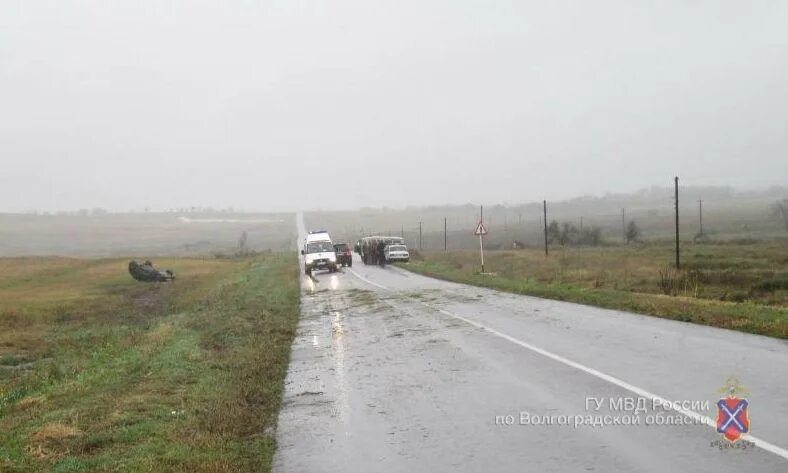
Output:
27,423,83,460
416,241,788,305
403,240,788,339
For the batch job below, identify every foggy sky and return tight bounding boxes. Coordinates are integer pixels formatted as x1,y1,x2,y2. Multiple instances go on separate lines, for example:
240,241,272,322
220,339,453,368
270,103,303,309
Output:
1,1,787,213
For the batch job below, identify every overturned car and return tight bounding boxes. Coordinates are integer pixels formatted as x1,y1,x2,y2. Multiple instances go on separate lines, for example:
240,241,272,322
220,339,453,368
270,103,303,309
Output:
128,260,175,282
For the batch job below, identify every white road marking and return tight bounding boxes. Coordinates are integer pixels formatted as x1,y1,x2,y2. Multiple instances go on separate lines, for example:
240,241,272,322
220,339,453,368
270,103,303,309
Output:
347,267,391,292
347,266,788,461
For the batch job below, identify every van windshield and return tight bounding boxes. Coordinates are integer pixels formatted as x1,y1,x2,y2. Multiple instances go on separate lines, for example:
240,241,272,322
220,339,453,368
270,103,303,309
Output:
306,241,333,253
388,245,406,251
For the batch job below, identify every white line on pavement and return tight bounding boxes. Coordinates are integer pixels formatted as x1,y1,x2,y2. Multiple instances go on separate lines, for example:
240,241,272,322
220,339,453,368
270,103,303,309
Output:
347,267,391,292
347,266,788,461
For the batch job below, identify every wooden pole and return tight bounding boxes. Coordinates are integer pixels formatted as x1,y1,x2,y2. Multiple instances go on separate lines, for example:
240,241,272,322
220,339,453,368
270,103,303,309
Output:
675,176,680,269
543,200,548,256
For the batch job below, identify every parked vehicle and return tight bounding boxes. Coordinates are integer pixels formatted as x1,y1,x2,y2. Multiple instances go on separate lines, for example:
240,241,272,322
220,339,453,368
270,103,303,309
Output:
359,236,405,264
384,244,410,263
302,231,338,275
334,243,353,267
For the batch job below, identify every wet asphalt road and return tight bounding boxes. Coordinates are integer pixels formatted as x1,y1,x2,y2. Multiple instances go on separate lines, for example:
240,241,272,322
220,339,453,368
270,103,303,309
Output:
273,214,788,472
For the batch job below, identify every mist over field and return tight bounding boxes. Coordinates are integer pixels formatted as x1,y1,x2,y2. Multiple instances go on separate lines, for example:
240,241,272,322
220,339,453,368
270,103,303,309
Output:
2,1,788,213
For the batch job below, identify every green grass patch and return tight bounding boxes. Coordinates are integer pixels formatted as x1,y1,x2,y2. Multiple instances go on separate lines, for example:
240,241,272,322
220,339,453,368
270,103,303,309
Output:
0,254,300,472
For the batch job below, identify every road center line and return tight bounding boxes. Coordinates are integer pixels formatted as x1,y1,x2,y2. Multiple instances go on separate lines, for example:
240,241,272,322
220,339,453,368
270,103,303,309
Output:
347,267,391,292
347,266,788,461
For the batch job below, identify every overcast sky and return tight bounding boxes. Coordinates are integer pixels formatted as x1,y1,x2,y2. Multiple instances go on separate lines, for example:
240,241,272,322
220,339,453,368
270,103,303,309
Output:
1,1,787,212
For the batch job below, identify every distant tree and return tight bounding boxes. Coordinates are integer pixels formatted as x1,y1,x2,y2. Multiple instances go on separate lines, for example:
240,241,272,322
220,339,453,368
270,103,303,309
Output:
237,231,249,256
771,199,788,232
546,221,602,246
579,226,602,246
693,230,711,244
546,220,561,244
559,222,579,246
625,221,642,244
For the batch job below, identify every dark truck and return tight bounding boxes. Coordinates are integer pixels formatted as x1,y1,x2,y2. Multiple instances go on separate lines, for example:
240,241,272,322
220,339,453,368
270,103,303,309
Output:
334,243,353,267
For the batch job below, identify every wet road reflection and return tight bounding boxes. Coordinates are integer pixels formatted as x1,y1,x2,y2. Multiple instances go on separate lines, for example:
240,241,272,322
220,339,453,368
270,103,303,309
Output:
331,309,349,423
303,275,316,292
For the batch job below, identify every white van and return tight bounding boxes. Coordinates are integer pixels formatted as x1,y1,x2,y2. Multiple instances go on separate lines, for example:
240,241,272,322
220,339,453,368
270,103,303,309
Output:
302,230,338,275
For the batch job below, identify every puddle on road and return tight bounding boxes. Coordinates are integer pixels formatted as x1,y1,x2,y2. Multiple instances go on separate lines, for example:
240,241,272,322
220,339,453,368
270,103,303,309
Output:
400,289,478,304
345,288,389,313
302,271,348,293
346,288,377,306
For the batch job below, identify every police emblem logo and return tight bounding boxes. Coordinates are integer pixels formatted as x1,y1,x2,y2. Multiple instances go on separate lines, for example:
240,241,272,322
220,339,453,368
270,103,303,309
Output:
716,377,750,443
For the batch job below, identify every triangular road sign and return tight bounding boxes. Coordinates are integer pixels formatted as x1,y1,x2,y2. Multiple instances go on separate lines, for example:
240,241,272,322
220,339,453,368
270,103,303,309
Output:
474,221,488,236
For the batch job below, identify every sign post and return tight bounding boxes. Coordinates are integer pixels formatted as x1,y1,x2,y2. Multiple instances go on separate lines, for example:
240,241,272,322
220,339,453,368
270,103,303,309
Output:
473,219,488,273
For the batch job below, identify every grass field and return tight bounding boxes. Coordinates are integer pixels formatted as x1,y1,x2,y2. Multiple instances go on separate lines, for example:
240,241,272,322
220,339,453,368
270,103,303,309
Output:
0,254,300,472
402,240,788,339
0,212,295,257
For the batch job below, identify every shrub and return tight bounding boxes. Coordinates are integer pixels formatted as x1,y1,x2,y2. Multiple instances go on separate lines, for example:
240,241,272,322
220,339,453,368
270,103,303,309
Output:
657,268,703,297
750,275,788,293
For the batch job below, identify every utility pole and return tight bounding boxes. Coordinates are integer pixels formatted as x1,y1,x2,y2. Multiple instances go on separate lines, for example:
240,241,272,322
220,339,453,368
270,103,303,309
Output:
543,200,548,256
518,212,522,225
478,205,485,273
419,221,423,251
580,216,583,232
401,225,404,239
621,208,626,244
444,217,447,251
675,176,680,269
698,199,703,236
